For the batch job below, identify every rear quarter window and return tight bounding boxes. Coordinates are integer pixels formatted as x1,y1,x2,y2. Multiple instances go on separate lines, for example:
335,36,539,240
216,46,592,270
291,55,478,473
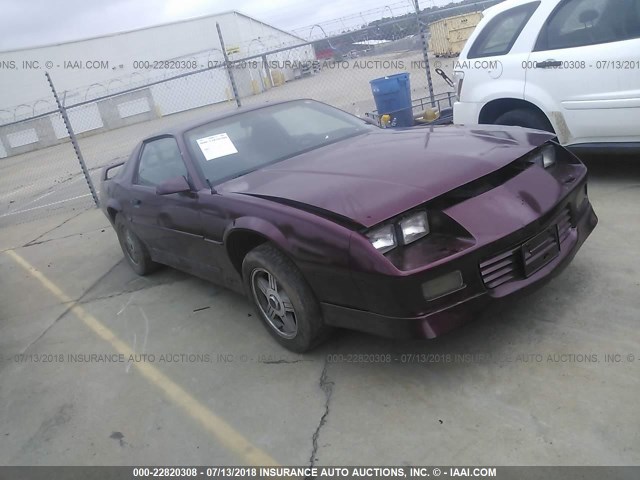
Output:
468,2,540,58
535,0,640,51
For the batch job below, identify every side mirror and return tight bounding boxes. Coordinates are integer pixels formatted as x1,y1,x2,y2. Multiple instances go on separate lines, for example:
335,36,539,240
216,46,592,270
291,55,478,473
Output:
156,175,191,195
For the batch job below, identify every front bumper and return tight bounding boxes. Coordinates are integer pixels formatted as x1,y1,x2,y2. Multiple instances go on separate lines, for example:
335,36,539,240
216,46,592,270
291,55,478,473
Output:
321,200,598,339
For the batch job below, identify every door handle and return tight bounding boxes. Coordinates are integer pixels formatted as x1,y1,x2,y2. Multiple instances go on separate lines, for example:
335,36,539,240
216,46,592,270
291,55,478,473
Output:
132,199,142,206
535,59,562,69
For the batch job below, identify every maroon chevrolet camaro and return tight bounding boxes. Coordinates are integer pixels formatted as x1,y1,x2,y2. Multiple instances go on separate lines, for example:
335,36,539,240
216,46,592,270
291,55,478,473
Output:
100,99,597,351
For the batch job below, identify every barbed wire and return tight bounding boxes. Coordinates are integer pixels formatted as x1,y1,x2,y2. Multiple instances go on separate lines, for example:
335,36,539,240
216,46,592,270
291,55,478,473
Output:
0,0,493,123
289,0,415,39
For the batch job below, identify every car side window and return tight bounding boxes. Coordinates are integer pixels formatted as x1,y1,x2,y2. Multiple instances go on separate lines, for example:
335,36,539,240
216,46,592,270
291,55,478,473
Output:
136,137,188,187
535,0,640,51
467,2,540,58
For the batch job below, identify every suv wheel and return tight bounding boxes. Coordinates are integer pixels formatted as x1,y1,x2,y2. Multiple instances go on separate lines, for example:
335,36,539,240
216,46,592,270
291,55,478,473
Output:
495,108,554,133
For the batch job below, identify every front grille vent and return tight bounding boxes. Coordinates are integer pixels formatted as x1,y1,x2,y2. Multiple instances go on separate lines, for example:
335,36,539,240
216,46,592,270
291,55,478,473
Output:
479,206,573,289
479,250,518,289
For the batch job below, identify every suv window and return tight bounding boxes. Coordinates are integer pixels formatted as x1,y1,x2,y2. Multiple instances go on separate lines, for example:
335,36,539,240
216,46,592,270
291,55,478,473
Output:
468,2,540,58
536,0,640,51
136,137,188,187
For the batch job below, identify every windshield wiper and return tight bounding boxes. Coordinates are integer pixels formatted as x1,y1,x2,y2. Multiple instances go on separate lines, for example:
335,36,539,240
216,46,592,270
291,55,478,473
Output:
205,178,216,194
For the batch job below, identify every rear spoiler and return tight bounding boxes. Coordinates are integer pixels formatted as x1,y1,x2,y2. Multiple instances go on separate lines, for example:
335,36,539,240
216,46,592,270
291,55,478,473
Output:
101,160,125,182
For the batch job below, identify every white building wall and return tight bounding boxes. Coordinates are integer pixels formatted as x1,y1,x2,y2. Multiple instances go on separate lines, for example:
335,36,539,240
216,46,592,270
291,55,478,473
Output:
0,11,312,121
0,11,316,158
150,68,231,115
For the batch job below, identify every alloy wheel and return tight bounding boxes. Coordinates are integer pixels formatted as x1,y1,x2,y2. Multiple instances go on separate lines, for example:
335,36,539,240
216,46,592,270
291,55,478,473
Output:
250,267,298,339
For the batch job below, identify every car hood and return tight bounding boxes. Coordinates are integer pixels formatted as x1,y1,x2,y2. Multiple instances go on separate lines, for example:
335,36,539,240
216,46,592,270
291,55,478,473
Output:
218,125,554,228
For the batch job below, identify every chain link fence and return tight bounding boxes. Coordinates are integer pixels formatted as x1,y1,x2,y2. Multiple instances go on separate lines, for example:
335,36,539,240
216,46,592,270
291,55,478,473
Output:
0,105,96,227
0,0,498,227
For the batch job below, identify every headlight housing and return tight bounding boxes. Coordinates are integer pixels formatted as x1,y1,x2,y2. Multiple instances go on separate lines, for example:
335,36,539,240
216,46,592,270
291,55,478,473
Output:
399,211,430,245
532,145,556,169
366,224,396,253
366,211,430,253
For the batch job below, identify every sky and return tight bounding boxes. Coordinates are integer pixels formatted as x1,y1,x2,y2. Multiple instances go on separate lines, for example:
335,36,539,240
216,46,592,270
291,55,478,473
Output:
0,0,452,51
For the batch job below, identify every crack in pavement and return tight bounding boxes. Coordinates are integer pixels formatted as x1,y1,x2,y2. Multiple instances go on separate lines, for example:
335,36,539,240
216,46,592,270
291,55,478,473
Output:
22,210,86,247
307,359,334,472
22,227,110,248
6,258,123,361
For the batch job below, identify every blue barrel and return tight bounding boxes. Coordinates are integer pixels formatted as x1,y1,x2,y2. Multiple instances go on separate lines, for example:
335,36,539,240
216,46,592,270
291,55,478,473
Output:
369,73,413,127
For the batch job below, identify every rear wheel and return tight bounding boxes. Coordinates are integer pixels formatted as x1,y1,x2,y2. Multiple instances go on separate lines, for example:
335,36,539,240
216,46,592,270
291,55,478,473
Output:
242,243,331,352
115,214,159,276
495,108,554,133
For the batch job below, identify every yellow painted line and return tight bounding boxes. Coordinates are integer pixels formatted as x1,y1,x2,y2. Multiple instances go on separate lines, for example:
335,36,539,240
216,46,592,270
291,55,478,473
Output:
5,249,279,467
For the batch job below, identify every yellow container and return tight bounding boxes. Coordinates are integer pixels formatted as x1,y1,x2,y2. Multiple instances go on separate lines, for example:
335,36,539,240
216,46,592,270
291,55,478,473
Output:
428,12,483,57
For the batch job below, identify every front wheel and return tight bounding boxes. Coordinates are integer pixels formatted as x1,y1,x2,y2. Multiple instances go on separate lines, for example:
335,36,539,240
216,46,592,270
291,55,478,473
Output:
242,243,331,352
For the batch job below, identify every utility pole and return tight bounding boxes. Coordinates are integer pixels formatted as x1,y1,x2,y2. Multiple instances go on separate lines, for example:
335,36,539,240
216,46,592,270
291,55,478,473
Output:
414,0,435,106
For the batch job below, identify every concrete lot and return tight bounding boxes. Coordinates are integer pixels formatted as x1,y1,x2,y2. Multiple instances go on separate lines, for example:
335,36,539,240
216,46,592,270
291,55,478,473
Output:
0,153,638,466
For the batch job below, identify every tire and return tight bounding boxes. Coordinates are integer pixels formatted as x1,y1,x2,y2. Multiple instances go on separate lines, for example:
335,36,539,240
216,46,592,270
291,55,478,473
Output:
242,243,331,352
115,214,160,276
494,108,555,133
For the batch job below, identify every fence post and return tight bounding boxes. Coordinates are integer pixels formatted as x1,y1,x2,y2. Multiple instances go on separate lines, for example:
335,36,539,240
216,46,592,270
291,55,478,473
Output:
262,54,273,88
45,72,100,207
217,23,242,108
414,0,436,107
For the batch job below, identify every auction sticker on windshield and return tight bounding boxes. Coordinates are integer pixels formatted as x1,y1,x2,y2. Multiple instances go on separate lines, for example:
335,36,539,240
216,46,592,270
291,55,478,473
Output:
196,133,238,160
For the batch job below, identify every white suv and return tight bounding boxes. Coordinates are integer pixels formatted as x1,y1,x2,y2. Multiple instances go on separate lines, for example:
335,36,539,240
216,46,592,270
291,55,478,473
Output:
453,0,640,154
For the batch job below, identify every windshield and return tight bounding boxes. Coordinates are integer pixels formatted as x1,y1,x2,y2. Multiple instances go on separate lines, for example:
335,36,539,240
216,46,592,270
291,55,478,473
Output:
184,100,372,185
